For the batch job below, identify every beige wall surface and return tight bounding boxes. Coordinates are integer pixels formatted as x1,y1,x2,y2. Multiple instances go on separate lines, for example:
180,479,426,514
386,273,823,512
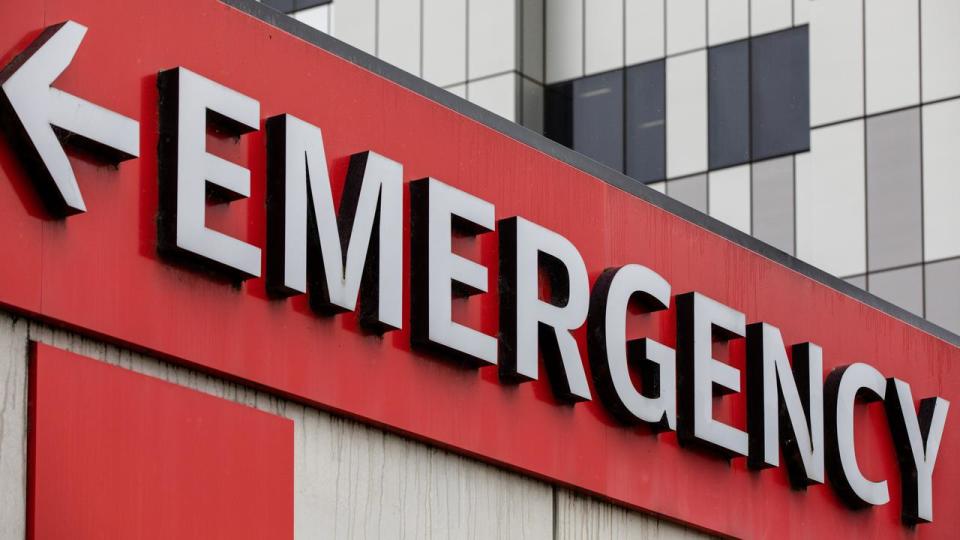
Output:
0,310,712,539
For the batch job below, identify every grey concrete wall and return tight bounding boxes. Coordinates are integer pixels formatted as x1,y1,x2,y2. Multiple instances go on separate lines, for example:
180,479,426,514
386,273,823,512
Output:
0,315,27,540
0,310,712,539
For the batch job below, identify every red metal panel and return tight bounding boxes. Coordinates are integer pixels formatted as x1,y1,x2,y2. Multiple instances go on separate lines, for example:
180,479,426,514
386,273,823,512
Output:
28,343,294,540
0,1,955,537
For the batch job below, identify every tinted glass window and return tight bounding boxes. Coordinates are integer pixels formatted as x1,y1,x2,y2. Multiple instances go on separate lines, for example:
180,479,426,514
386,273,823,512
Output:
751,27,810,160
573,71,625,170
708,40,750,169
545,81,574,148
625,60,666,183
545,71,624,171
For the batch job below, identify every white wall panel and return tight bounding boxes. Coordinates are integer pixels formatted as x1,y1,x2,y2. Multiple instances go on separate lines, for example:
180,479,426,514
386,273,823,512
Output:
865,0,920,114
751,0,792,35
708,0,748,46
810,0,863,125
446,83,467,98
648,181,666,194
794,0,811,25
378,0,421,76
709,165,751,233
295,5,330,33
666,0,706,54
796,126,867,277
625,0,665,65
470,0,517,78
585,0,624,75
331,0,377,55
666,51,708,178
423,0,467,87
923,99,960,261
921,0,960,102
468,73,517,121
546,0,584,83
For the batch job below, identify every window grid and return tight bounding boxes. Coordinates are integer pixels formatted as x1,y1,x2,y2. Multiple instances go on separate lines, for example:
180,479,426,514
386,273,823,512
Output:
275,0,960,333
544,26,809,187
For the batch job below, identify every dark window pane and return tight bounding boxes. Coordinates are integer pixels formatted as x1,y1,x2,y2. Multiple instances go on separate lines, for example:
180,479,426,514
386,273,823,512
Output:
750,27,810,160
573,71,624,170
544,81,574,148
545,70,624,171
625,60,666,183
708,40,750,169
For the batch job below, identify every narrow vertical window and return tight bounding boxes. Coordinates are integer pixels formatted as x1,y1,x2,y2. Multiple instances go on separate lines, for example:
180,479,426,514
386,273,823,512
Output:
751,26,810,160
708,40,751,169
545,70,624,171
625,60,666,183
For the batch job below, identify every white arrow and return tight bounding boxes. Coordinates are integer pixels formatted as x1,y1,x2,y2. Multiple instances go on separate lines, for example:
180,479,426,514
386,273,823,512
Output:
0,20,139,215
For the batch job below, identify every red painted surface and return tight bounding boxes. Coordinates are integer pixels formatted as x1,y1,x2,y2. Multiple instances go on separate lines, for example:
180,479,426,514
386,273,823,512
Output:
28,343,294,540
1,1,957,537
